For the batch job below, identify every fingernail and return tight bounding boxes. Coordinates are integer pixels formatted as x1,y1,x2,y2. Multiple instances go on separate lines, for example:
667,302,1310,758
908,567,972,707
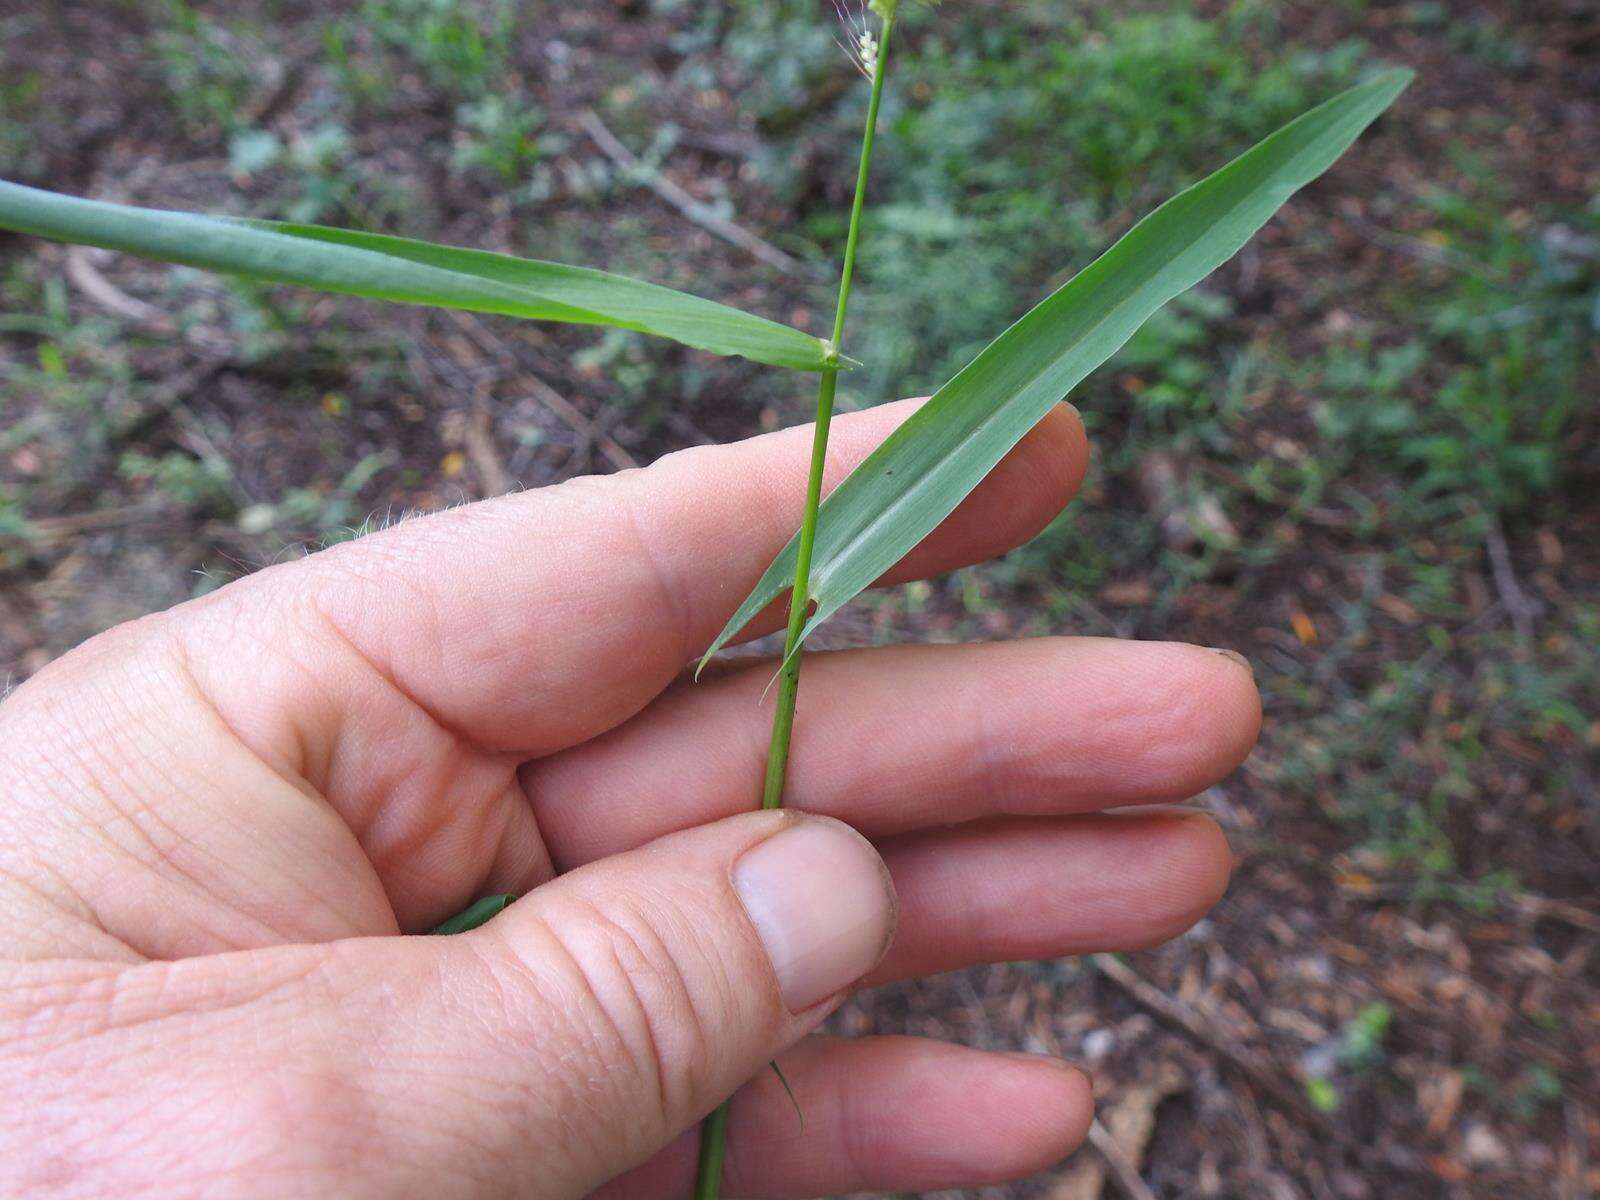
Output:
1208,647,1253,677
1003,1051,1091,1078
734,816,896,1011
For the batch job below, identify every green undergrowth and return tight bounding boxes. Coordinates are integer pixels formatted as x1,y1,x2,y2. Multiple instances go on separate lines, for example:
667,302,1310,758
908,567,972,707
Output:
727,0,1368,399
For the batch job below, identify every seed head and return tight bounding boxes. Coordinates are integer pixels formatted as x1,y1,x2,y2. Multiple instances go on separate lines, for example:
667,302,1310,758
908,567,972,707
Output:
833,0,933,77
831,0,879,78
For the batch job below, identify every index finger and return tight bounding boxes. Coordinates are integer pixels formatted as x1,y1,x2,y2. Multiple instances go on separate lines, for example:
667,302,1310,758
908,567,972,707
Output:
199,399,1086,758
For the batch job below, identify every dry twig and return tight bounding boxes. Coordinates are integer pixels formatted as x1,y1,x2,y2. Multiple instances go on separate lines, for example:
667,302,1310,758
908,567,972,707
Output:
24,503,173,546
1087,1120,1162,1200
1049,1060,1184,1200
1484,514,1542,649
65,247,174,328
439,310,639,473
64,246,233,353
517,371,638,472
1510,893,1600,936
1091,954,1324,1132
576,109,802,276
1089,953,1431,1183
463,400,513,497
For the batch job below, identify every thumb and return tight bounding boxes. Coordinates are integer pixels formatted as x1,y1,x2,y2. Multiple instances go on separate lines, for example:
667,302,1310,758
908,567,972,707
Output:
262,811,892,1198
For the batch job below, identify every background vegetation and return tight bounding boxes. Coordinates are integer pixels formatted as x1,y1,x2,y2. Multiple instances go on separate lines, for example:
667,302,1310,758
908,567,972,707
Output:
1,1,1594,1195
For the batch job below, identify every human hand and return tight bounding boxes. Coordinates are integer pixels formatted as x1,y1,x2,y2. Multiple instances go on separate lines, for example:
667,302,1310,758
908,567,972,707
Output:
0,399,1259,1199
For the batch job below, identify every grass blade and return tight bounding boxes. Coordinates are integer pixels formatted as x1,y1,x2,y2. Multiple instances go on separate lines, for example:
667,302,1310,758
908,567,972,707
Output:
702,69,1413,667
431,894,514,934
0,181,833,371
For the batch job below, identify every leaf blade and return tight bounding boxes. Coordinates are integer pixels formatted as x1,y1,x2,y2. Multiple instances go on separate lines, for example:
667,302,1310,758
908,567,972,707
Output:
0,181,831,371
703,69,1413,666
431,894,514,934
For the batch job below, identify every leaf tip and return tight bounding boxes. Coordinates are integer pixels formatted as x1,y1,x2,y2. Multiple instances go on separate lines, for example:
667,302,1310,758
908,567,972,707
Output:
1383,65,1417,89
1363,65,1417,104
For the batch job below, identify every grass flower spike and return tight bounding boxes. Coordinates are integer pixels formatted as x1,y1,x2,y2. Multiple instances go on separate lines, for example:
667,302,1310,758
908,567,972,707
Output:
831,0,879,79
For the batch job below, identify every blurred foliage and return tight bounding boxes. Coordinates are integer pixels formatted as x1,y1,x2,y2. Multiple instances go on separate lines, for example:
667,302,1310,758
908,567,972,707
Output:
0,20,44,180
724,0,1366,397
1314,185,1598,519
356,0,513,100
150,0,267,138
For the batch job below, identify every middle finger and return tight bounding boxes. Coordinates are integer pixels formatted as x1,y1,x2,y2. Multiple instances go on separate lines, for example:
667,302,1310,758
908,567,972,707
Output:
524,636,1260,869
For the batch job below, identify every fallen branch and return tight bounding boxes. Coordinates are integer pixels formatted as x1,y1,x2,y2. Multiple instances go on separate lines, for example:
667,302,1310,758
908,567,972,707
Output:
440,309,640,474
1089,954,1432,1181
1509,892,1600,935
518,371,638,473
1090,955,1324,1134
65,246,233,353
1087,1120,1163,1200
65,246,174,328
1484,513,1542,650
463,400,513,497
577,109,802,277
24,502,174,545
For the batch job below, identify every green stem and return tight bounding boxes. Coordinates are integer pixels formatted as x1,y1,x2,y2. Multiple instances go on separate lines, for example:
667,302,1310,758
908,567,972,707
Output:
762,12,892,810
694,14,894,1198
760,366,836,808
692,1100,730,1200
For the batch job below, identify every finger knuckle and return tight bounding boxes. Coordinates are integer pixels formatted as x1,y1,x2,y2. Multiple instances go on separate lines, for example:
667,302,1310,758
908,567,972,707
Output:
500,894,720,1137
